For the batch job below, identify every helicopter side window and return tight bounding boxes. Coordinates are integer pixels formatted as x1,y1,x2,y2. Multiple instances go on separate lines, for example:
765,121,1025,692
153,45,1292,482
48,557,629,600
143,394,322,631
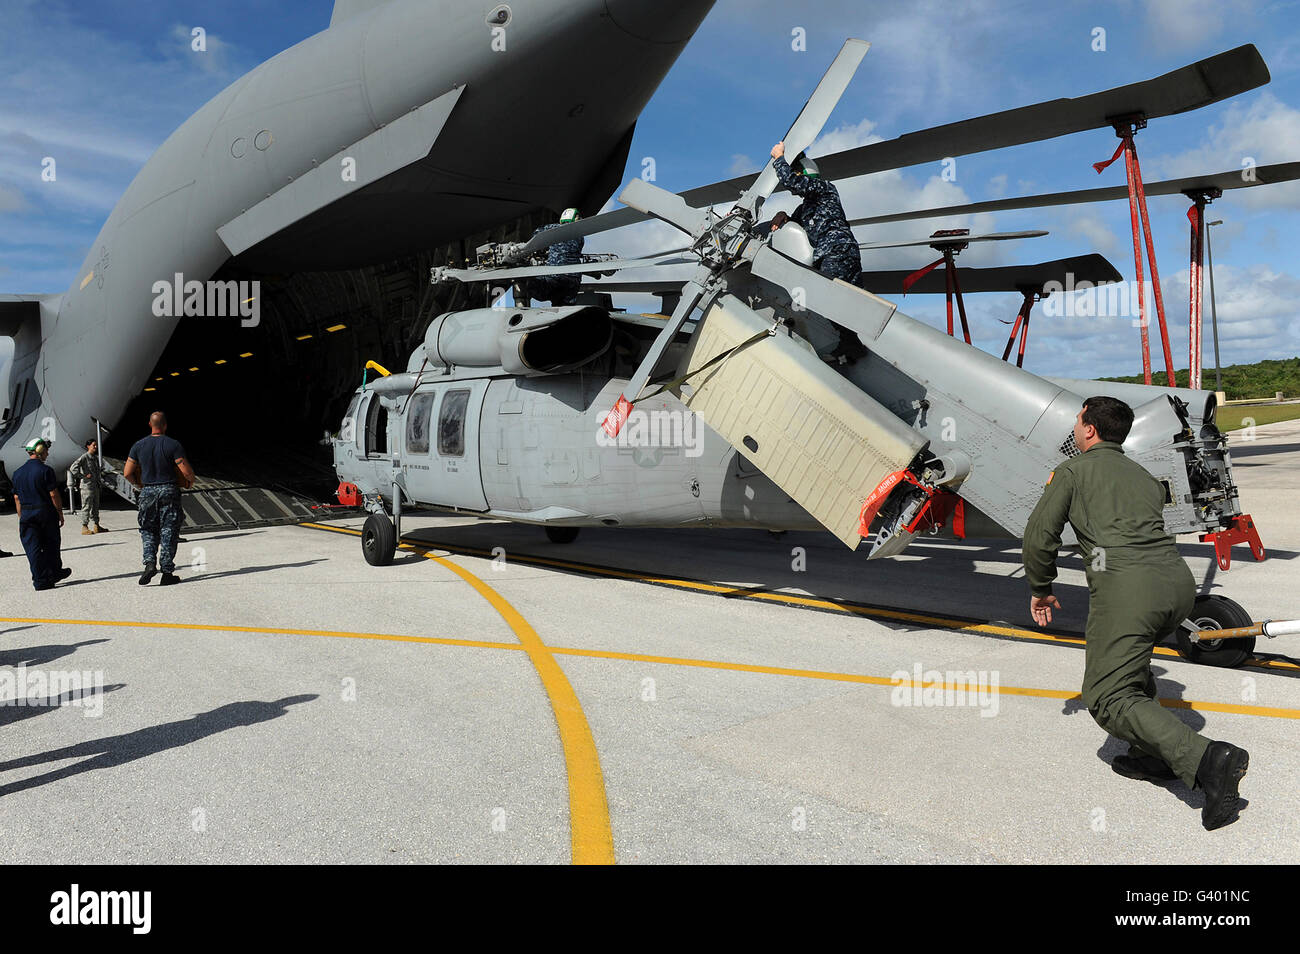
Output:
405,392,436,455
365,396,388,458
437,389,470,457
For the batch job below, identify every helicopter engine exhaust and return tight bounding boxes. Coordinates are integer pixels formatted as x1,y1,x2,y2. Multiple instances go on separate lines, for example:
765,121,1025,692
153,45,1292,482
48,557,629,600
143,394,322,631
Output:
424,305,612,376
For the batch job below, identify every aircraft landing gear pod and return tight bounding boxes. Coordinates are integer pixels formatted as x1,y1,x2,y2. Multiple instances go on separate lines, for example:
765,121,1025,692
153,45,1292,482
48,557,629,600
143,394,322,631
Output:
1175,596,1300,668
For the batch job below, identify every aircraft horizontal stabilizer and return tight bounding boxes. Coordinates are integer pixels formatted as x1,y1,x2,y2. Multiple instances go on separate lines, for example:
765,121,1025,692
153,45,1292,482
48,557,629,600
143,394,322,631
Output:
673,295,928,548
217,85,465,257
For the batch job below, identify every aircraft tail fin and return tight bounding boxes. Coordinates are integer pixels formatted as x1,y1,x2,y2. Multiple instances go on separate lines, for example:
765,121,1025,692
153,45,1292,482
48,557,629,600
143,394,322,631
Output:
330,0,392,28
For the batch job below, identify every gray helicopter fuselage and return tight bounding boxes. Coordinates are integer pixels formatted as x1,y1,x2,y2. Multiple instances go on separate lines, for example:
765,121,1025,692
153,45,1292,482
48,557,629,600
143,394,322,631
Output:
0,0,714,476
334,346,825,533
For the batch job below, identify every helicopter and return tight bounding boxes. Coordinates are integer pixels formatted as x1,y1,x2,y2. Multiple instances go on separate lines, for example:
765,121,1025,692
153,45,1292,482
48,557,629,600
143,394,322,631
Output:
333,39,1295,669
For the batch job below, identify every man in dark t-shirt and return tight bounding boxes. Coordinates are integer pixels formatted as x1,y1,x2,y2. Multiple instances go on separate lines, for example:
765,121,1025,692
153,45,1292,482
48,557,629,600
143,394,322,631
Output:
124,412,196,586
12,437,72,590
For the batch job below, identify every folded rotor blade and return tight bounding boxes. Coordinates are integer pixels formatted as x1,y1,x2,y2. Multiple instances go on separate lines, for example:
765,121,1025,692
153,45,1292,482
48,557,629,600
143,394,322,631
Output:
515,207,648,254
736,39,871,213
858,254,1122,295
857,230,1048,250
600,274,709,437
749,245,897,344
441,254,692,284
848,161,1300,227
618,178,710,236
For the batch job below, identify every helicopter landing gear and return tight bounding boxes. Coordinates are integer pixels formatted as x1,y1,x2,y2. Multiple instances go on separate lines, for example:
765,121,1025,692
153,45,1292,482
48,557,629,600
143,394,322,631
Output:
1173,594,1256,668
362,512,397,566
545,526,580,544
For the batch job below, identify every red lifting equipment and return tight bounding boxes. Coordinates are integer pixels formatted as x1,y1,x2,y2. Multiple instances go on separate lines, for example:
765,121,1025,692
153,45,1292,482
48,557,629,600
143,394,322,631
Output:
1200,514,1266,571
1183,187,1222,392
1093,116,1176,387
902,229,973,344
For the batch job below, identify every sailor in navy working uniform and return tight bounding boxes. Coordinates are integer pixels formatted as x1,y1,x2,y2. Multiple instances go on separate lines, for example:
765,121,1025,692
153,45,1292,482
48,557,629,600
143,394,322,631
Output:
12,437,72,590
769,140,867,363
514,208,584,307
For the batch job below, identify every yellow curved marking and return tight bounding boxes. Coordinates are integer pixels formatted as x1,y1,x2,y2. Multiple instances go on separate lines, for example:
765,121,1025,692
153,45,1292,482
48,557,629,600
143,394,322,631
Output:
416,552,614,865
365,360,392,377
297,523,614,864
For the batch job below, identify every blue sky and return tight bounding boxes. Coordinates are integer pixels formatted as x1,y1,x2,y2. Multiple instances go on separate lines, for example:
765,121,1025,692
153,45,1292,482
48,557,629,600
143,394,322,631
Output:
2,0,1300,381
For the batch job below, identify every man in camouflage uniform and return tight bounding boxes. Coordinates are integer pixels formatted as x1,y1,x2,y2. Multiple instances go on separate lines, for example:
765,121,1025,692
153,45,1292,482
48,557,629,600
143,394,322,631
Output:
1022,395,1249,831
514,208,584,307
770,141,866,363
69,438,107,534
123,412,195,586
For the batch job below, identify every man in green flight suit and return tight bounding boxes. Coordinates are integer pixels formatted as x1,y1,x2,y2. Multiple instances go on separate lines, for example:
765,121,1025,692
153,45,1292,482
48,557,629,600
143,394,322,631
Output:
1022,396,1249,831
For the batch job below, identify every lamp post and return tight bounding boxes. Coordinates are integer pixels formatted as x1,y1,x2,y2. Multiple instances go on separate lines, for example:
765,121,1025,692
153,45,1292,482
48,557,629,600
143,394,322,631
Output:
1207,219,1223,394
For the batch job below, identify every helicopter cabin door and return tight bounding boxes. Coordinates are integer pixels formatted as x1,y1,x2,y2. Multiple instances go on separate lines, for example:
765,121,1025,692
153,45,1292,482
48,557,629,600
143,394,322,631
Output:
401,380,489,511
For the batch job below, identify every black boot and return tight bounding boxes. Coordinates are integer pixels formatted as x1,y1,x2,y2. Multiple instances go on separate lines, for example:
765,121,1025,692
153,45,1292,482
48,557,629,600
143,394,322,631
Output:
1195,741,1249,831
1112,752,1177,783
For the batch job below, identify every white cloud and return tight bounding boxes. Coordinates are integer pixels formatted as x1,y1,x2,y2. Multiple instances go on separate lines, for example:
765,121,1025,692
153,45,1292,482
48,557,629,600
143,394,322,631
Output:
1148,93,1300,210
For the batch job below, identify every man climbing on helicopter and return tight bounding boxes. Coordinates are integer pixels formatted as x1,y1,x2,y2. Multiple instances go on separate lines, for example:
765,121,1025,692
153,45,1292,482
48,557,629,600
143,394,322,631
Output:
769,140,867,364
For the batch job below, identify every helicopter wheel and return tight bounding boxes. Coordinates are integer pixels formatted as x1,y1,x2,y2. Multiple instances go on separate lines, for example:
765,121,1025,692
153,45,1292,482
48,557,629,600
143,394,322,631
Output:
362,513,397,566
1173,594,1256,668
545,526,580,544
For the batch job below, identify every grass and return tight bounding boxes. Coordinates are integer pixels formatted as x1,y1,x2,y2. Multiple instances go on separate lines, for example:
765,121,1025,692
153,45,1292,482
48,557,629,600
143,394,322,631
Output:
1215,403,1300,432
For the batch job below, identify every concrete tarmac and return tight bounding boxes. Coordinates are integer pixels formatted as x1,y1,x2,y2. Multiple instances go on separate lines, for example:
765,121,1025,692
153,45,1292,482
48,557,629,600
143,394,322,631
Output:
0,421,1297,863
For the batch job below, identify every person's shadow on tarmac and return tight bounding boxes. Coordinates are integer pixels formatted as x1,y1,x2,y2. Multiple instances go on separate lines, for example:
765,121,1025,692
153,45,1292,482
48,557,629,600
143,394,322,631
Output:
0,694,317,797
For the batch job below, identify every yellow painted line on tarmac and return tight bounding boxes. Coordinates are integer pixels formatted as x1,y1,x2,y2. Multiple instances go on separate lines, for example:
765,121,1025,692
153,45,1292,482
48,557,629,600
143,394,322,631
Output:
541,646,1300,720
0,616,518,652
298,522,1295,670
300,522,614,865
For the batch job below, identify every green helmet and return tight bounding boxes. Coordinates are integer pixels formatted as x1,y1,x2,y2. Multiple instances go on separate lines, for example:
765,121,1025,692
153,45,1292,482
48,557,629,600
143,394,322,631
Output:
24,437,48,454
559,207,580,224
792,154,820,177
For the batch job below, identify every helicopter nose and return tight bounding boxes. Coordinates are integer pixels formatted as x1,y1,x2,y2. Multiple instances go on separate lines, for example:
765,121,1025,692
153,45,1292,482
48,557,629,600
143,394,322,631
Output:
603,0,715,44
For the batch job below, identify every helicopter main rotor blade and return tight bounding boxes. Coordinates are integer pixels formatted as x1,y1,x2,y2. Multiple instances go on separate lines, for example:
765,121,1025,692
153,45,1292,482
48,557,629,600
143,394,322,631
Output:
858,254,1122,295
518,46,1269,258
735,38,871,214
750,245,897,344
441,254,693,284
618,178,710,236
847,161,1300,227
600,273,710,437
857,230,1048,250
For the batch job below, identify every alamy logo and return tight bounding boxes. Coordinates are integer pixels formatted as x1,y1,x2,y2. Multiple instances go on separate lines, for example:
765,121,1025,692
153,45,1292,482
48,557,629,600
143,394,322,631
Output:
49,884,151,934
151,273,260,327
595,407,704,458
0,666,105,717
890,663,1001,717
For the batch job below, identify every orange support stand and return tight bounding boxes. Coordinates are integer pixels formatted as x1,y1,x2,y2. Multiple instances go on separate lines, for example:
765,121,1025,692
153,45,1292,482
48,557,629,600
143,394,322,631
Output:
1183,188,1221,392
1200,514,1266,571
1093,118,1176,387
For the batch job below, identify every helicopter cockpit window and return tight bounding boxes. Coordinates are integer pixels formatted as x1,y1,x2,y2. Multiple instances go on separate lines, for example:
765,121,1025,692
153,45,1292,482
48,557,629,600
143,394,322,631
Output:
438,389,470,457
365,395,388,458
406,392,436,455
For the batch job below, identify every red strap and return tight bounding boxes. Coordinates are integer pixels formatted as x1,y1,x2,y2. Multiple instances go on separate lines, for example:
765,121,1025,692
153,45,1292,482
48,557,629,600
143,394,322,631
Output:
902,256,945,295
1092,139,1126,175
602,393,634,437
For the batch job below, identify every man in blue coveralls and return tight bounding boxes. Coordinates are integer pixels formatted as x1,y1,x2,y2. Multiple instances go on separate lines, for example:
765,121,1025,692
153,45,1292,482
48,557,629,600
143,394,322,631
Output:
12,437,72,590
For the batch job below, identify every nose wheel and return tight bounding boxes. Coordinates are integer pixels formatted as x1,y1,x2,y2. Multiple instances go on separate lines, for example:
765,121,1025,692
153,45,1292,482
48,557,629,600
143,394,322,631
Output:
362,513,397,566
1173,594,1256,668
545,526,580,544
